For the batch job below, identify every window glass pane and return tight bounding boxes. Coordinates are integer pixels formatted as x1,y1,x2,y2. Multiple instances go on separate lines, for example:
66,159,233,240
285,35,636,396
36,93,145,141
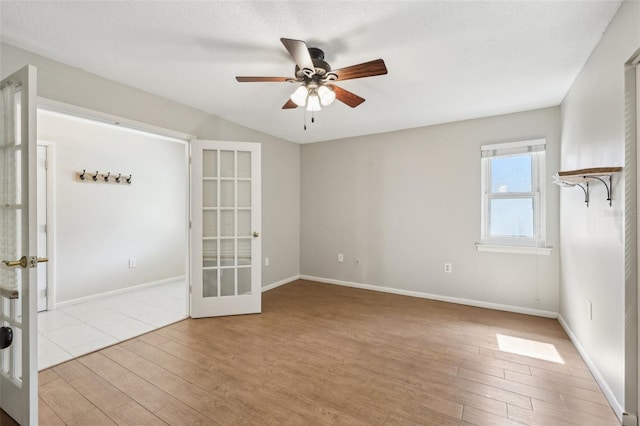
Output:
490,198,534,237
490,155,531,193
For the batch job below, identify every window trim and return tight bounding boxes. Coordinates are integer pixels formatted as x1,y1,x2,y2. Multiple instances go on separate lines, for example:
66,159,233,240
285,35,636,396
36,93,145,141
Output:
479,138,547,249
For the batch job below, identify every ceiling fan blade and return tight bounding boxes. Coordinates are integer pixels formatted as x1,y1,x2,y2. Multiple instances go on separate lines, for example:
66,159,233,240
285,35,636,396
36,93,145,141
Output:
328,84,365,108
280,38,315,71
236,76,291,82
282,99,298,109
331,59,388,81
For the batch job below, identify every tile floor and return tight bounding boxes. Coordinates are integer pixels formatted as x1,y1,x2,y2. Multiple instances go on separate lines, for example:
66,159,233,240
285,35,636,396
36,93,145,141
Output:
37,280,187,370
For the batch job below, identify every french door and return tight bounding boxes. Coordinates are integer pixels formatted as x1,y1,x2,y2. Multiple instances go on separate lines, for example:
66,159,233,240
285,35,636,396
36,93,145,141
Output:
0,66,39,424
190,141,261,318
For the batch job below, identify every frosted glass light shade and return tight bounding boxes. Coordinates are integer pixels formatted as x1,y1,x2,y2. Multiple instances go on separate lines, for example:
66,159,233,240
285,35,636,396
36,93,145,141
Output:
306,93,322,111
318,85,336,106
290,86,308,106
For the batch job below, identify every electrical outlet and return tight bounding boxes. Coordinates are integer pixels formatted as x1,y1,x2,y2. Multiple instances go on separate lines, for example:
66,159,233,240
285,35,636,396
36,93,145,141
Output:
355,257,361,266
129,258,137,268
265,257,270,267
443,262,452,273
338,253,344,263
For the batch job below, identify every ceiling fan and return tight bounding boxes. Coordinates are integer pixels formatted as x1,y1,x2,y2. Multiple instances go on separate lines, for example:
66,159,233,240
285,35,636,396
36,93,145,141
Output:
235,38,388,111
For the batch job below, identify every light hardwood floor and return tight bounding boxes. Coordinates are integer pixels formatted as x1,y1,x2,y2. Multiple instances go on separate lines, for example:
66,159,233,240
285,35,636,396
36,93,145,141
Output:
27,279,620,425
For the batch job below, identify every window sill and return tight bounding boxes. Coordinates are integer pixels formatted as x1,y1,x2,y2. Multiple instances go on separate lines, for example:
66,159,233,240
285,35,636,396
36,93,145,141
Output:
475,243,553,255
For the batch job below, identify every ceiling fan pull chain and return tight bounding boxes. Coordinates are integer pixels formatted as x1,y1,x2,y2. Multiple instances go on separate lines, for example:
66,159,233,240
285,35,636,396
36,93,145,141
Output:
304,108,307,131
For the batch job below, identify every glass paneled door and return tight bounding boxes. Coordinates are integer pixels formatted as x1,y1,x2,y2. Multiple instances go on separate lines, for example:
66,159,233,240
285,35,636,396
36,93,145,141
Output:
191,141,261,318
0,66,39,424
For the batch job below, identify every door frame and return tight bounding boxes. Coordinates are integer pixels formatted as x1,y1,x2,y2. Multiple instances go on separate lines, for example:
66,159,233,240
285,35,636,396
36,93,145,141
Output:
35,98,195,316
36,141,56,311
624,49,640,426
0,64,39,426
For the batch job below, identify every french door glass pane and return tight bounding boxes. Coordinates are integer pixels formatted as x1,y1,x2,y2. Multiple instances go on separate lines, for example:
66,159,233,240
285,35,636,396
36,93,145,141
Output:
202,150,217,177
220,239,234,266
202,180,218,207
490,155,532,193
220,150,234,178
238,210,251,237
202,210,217,237
238,268,251,295
220,210,234,237
489,198,534,237
238,181,251,207
237,151,251,178
203,270,218,297
238,239,251,266
220,270,235,296
203,240,218,267
220,181,234,207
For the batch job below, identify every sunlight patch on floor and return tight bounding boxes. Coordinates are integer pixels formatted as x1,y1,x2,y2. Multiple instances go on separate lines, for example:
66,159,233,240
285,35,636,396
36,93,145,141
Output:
496,333,564,364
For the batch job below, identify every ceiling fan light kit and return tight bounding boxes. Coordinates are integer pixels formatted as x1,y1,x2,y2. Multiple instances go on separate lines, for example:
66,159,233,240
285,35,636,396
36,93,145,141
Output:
235,38,388,123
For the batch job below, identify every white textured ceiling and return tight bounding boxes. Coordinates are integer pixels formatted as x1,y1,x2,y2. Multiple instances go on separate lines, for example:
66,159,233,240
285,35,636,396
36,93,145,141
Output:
0,1,621,144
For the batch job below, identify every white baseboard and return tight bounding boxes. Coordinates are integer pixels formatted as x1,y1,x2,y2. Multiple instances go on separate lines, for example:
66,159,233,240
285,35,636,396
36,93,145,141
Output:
299,274,558,319
262,275,300,292
557,314,624,422
55,275,185,309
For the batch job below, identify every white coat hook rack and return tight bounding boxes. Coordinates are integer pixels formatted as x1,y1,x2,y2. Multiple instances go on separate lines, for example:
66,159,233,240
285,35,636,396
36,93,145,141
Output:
76,169,132,185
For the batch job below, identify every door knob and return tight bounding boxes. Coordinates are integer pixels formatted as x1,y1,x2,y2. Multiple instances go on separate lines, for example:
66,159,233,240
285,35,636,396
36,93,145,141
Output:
0,327,13,350
252,231,260,238
2,256,28,268
2,256,48,269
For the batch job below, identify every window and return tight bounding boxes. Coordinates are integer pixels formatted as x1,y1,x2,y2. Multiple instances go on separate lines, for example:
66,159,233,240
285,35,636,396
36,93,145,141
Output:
480,139,547,251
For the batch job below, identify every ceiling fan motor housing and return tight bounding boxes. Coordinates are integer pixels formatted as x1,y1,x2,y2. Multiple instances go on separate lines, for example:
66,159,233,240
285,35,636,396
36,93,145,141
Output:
295,47,332,80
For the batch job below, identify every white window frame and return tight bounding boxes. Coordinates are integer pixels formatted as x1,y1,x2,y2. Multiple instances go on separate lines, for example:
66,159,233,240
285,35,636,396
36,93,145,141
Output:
478,138,551,254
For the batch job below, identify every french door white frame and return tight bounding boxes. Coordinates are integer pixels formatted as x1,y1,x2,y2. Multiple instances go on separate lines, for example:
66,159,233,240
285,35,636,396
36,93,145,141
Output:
0,65,38,425
189,140,262,318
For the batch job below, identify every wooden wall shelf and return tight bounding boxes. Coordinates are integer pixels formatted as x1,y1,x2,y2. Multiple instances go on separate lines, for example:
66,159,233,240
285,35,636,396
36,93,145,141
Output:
553,167,622,207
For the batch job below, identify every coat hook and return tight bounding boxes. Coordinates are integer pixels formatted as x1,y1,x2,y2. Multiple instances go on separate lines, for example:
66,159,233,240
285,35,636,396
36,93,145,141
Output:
92,171,99,182
103,172,111,182
126,174,132,184
115,173,121,183
79,169,86,181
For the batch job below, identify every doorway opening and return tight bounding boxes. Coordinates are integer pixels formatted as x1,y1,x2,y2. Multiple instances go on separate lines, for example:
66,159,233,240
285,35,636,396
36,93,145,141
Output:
35,106,190,370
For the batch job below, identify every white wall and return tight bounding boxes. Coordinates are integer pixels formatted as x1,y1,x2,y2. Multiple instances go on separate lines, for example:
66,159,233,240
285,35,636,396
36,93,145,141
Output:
301,107,560,315
0,43,301,289
559,0,640,416
38,111,186,302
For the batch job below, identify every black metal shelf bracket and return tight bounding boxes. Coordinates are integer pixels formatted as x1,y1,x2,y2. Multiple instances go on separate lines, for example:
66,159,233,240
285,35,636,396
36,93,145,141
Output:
577,182,589,207
591,175,612,207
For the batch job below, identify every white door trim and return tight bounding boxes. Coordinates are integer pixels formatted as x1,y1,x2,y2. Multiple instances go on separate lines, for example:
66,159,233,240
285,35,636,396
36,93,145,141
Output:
37,141,56,311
